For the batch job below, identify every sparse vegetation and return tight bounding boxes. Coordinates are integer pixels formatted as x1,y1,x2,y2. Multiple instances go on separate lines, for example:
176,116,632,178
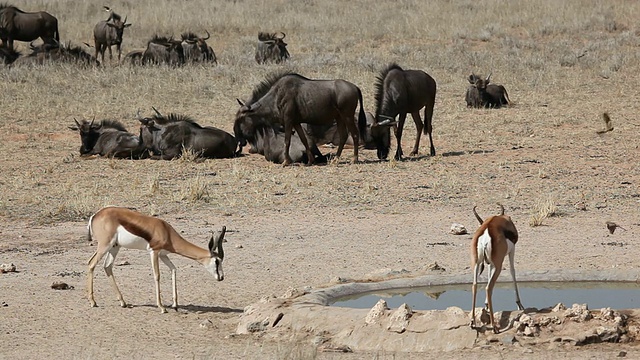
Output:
529,196,558,227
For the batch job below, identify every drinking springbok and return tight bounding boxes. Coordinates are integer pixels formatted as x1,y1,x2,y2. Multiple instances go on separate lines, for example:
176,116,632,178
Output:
86,207,226,313
470,204,524,333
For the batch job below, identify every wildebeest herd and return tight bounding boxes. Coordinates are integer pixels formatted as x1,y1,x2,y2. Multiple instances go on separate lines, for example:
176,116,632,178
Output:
1,3,511,165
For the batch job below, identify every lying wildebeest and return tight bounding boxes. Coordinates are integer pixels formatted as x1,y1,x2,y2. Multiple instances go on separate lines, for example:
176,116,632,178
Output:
466,73,510,108
311,111,390,151
181,31,216,64
123,49,143,65
233,102,328,164
0,44,19,64
93,6,131,64
235,72,366,166
14,41,99,66
0,4,59,51
68,118,145,159
255,32,289,64
137,108,238,160
142,35,184,66
371,63,437,160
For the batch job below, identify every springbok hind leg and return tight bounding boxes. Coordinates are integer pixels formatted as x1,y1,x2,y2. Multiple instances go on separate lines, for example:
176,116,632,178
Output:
87,242,112,308
409,112,423,156
103,246,126,307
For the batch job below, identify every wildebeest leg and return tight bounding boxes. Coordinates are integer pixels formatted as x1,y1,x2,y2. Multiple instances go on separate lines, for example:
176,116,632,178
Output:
334,120,348,160
424,99,436,156
409,111,423,156
107,45,113,62
117,44,122,62
394,113,407,161
292,122,314,166
283,122,294,166
341,115,360,163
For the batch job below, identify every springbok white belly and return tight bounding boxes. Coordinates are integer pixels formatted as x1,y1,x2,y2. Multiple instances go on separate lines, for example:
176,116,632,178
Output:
114,225,151,250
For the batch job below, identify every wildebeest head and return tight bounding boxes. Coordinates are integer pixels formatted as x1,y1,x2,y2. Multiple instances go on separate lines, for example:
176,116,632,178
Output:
103,7,131,45
181,31,216,64
469,73,490,92
68,118,103,154
255,32,290,64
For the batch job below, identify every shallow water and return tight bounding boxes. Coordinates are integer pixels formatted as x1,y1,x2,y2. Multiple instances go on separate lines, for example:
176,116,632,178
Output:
331,281,640,310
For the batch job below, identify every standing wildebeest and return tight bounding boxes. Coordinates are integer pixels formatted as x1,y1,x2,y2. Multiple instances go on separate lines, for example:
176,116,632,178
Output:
68,118,145,159
93,6,131,63
466,73,510,108
0,4,59,51
255,32,289,64
137,108,238,160
142,35,184,66
235,72,366,166
371,63,437,161
181,31,216,64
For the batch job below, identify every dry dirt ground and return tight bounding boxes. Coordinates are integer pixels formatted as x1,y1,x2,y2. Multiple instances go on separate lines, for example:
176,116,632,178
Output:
2,1,640,359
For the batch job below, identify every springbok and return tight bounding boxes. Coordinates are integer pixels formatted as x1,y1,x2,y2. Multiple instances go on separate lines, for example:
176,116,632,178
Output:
470,204,524,333
86,206,225,313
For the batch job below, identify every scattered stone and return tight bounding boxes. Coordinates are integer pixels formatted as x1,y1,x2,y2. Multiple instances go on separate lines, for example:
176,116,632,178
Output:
1,301,7,307
501,335,517,345
246,321,267,333
523,348,533,354
0,263,16,273
552,303,566,312
51,281,73,290
386,303,412,333
600,307,615,320
450,223,468,235
426,262,446,272
199,319,214,329
365,299,389,325
281,287,308,299
235,244,243,249
618,351,627,357
116,261,130,266
564,304,591,322
330,276,350,284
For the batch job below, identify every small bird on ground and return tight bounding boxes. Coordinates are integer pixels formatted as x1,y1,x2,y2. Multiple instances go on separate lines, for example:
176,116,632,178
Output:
606,221,626,234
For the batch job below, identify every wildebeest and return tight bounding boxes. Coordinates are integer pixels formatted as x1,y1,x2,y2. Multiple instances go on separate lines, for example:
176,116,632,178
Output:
13,41,99,66
68,118,145,159
181,31,216,64
372,63,437,161
0,44,19,64
137,108,238,160
305,111,390,152
235,72,366,166
142,35,184,66
93,6,131,63
123,49,143,65
466,73,510,108
255,32,289,64
0,4,59,51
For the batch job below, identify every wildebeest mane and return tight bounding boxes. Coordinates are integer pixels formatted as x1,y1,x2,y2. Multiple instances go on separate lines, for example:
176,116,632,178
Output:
246,71,303,105
257,32,278,42
152,113,202,127
99,119,127,131
374,63,404,118
149,35,173,44
180,32,197,41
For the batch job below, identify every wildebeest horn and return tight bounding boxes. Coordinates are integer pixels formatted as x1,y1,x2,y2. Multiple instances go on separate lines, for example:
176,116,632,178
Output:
203,30,210,41
236,99,245,106
375,119,396,127
151,106,163,117
74,118,81,127
497,203,505,216
485,72,492,82
472,206,484,225
103,6,111,12
277,32,286,39
123,16,127,24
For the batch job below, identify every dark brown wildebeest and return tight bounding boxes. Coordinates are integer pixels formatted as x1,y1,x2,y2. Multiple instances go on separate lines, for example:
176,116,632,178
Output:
142,35,184,66
68,118,145,159
123,49,143,65
233,104,328,164
371,63,437,161
181,31,216,64
137,108,238,160
0,4,59,51
309,111,390,151
235,72,366,166
0,44,19,64
255,32,289,64
93,6,131,64
467,73,510,108
14,41,99,66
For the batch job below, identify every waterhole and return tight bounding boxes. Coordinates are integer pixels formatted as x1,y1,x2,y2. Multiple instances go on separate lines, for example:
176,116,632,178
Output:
331,281,640,311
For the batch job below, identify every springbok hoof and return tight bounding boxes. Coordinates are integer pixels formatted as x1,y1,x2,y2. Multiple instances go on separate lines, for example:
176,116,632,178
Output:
159,307,168,314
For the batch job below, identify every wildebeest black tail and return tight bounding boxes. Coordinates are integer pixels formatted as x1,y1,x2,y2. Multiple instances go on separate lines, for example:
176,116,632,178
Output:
356,87,367,141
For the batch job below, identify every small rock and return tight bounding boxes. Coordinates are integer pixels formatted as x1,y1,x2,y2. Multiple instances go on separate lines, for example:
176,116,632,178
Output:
365,299,389,325
450,223,468,235
523,348,533,354
426,262,446,272
1,301,7,307
552,303,566,312
246,321,267,333
116,261,130,266
199,319,214,329
51,281,73,290
618,350,627,357
0,263,16,273
235,244,243,249
501,335,517,345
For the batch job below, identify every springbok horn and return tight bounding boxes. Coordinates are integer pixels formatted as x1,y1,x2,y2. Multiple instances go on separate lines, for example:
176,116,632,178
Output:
473,206,484,225
203,30,210,41
497,203,505,216
218,226,225,259
151,106,163,117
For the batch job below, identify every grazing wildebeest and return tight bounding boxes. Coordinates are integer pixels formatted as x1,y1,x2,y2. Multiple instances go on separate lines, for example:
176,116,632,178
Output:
14,41,99,66
467,73,510,108
0,4,59,51
235,72,366,166
142,35,184,66
181,31,216,64
371,63,437,161
0,44,19,64
255,32,289,64
233,103,328,164
137,108,238,160
93,6,131,64
68,118,145,159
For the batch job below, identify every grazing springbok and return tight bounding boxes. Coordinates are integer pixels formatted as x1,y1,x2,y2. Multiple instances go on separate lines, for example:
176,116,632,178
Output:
470,204,524,333
86,207,226,313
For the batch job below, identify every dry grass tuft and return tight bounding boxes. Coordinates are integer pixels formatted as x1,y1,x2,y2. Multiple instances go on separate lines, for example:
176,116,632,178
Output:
529,196,558,227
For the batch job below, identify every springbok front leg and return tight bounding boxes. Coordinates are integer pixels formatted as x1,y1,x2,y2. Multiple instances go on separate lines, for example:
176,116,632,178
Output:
103,245,127,308
159,253,178,310
150,251,167,313
409,111,423,156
